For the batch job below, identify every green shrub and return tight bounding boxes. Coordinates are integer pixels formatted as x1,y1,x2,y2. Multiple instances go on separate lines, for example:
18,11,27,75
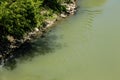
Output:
42,0,66,13
0,0,68,39
0,0,43,38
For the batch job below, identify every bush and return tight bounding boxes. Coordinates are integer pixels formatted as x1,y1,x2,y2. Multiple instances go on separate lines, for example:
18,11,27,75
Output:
42,0,66,13
0,0,68,39
0,0,44,38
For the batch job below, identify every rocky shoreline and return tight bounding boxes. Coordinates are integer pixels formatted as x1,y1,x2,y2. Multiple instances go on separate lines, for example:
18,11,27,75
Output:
0,0,77,65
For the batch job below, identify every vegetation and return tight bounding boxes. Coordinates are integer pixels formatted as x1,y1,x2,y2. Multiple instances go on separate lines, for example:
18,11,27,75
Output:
0,0,73,54
0,0,72,40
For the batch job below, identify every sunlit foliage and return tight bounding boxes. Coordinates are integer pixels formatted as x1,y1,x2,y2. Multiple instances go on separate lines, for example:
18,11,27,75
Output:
0,0,72,40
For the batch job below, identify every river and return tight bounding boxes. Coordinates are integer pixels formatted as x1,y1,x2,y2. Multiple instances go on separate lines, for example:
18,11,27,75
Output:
1,0,120,80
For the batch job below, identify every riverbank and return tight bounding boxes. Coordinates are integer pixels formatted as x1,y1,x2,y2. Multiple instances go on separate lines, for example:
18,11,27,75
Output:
0,0,77,65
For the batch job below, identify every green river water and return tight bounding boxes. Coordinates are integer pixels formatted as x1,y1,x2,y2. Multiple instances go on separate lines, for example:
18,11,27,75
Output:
1,0,120,80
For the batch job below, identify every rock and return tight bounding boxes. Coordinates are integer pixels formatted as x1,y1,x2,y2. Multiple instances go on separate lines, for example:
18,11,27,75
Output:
34,28,39,32
60,14,67,18
0,55,2,58
66,7,71,11
10,45,17,48
7,35,15,42
44,20,55,27
40,10,47,15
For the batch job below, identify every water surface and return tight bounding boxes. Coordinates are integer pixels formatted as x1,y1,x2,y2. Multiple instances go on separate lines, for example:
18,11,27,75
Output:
1,0,120,80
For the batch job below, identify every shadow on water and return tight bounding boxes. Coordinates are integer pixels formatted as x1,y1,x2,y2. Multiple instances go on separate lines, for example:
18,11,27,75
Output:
3,4,104,70
4,29,61,70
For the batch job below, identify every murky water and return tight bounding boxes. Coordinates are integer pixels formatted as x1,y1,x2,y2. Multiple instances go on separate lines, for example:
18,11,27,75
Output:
1,0,120,80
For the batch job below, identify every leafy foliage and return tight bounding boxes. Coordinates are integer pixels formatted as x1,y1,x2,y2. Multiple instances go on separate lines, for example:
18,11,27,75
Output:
0,0,42,38
0,0,71,39
42,0,66,12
